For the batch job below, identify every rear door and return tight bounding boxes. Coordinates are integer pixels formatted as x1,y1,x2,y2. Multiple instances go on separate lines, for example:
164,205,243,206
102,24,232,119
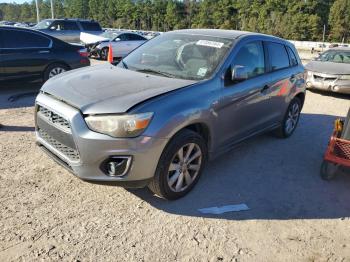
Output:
62,21,80,43
264,42,301,122
1,28,52,80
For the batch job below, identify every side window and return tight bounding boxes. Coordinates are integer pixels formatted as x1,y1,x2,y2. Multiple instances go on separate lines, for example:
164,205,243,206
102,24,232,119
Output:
286,46,298,66
267,42,290,71
2,30,50,48
233,41,265,79
50,21,65,31
80,22,102,31
117,34,127,41
123,34,133,41
63,21,80,31
129,34,146,41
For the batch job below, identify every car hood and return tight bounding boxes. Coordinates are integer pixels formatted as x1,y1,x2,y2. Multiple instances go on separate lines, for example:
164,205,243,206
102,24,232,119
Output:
305,60,350,75
41,64,196,114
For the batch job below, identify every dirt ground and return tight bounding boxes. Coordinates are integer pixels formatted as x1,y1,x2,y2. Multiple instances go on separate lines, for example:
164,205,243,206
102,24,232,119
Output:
1,67,350,261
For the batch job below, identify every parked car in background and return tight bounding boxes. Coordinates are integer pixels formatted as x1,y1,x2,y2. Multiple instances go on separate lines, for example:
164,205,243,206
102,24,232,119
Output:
306,47,350,94
34,19,103,43
35,29,305,200
82,31,147,60
0,26,90,83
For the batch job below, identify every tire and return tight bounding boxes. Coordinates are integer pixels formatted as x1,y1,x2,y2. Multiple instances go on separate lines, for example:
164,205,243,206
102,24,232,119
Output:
274,97,302,138
43,63,68,82
100,47,109,61
320,160,339,180
148,129,208,200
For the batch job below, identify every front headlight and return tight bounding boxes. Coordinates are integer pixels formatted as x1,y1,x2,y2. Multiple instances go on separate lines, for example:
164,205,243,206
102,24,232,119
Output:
85,112,153,138
339,75,350,80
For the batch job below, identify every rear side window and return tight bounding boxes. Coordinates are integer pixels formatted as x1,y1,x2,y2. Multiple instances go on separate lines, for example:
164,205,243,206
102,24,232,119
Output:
129,34,146,41
63,21,80,30
2,30,51,48
80,22,102,31
267,42,290,71
233,41,265,78
286,46,298,66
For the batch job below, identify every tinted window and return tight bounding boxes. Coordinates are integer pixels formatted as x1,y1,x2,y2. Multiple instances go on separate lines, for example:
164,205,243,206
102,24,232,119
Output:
63,21,80,30
122,34,134,41
2,30,50,48
80,22,102,31
267,42,290,71
233,41,265,78
129,34,146,41
117,34,127,41
287,46,298,66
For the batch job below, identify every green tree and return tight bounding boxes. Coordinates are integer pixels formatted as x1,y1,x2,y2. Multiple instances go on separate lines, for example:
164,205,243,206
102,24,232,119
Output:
329,0,350,41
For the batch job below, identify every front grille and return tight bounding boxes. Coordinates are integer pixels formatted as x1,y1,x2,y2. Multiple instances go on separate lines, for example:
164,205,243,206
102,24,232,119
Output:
38,129,80,161
313,74,337,81
38,106,71,132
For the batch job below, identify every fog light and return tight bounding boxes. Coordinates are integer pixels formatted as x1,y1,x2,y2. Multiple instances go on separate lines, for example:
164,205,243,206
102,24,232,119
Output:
101,156,132,177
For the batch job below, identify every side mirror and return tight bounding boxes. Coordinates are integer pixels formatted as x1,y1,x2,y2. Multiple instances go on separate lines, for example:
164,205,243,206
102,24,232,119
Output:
49,26,56,30
115,38,121,42
231,65,248,82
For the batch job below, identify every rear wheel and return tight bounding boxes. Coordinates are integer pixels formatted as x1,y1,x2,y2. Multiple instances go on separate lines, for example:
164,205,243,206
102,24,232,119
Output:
148,129,207,200
274,97,301,138
44,63,68,82
320,160,339,180
100,47,109,61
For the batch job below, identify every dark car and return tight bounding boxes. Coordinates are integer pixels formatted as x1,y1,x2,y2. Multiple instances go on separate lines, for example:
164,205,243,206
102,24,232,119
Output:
34,19,103,43
0,26,90,83
36,29,306,200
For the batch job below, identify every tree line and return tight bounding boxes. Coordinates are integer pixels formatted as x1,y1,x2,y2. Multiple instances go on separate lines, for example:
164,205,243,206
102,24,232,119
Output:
0,0,350,42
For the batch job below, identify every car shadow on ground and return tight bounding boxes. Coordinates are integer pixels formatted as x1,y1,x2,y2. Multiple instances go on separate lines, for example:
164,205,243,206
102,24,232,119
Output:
128,112,350,220
0,125,35,132
0,81,41,110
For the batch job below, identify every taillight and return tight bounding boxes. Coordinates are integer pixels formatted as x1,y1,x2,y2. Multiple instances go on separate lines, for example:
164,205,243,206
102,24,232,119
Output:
78,48,89,57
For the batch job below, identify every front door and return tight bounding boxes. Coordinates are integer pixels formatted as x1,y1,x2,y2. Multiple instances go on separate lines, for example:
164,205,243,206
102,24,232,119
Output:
216,41,277,149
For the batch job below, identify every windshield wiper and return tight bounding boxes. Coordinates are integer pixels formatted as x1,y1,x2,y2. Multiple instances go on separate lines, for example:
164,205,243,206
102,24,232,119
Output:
136,68,175,78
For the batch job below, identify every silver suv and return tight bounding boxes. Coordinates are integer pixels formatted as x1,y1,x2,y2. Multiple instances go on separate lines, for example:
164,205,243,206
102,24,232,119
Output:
35,29,306,200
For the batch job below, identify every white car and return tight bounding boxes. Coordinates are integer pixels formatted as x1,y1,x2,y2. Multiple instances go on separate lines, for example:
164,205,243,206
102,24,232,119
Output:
83,31,147,61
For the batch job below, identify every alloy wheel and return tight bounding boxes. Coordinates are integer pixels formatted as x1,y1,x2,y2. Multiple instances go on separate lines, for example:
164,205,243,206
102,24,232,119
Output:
49,67,66,78
167,143,202,192
285,102,300,135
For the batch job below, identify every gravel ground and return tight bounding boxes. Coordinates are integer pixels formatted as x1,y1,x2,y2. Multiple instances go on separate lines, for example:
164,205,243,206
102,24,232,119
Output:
1,68,350,261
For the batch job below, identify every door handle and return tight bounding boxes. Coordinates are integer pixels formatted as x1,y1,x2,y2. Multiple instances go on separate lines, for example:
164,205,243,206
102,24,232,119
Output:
261,85,270,93
38,50,50,54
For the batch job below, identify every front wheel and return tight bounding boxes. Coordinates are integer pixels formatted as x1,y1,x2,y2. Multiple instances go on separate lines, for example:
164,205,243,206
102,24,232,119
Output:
274,97,302,138
100,47,109,61
148,129,208,200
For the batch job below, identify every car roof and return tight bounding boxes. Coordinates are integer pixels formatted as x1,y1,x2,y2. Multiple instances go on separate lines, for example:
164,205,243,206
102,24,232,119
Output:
171,29,284,41
328,47,350,51
42,18,98,23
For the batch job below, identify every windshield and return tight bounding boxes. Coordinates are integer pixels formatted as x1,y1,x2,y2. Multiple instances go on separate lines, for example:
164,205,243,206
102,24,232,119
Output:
101,31,121,40
34,20,52,29
120,33,233,80
317,50,350,64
